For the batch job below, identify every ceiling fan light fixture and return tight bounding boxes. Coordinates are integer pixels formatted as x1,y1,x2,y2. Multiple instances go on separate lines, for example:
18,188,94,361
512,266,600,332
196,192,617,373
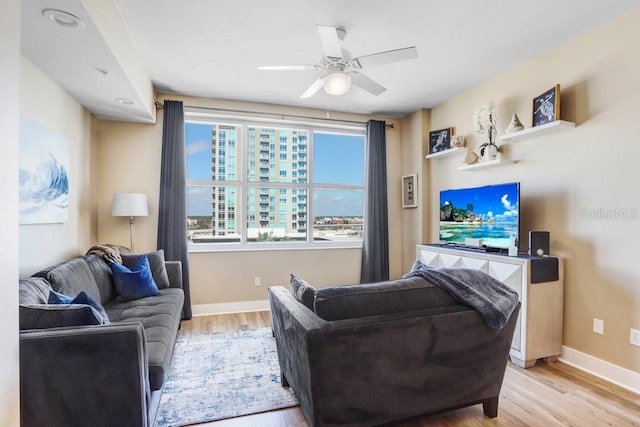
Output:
323,72,351,95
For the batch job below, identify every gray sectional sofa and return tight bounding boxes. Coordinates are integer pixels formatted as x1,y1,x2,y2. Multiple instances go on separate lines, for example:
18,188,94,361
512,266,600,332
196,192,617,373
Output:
18,251,184,427
269,274,520,427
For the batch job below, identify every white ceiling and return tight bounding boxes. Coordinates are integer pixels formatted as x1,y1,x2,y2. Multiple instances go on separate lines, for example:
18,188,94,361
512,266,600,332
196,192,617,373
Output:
21,0,640,122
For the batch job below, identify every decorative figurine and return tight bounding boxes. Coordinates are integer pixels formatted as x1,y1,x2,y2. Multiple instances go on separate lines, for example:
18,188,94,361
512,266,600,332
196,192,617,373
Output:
450,135,465,148
506,111,525,134
464,149,479,165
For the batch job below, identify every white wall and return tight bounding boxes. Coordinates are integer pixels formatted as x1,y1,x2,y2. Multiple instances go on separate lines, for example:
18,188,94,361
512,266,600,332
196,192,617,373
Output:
427,10,640,372
0,0,21,423
19,58,96,276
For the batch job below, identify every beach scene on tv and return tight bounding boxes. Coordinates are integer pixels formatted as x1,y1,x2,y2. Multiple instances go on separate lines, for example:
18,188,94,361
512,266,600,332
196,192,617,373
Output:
439,183,519,249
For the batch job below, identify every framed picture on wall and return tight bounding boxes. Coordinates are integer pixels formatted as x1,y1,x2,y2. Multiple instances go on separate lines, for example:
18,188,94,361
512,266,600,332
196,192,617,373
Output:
532,84,560,127
402,174,418,209
19,117,69,224
428,128,453,155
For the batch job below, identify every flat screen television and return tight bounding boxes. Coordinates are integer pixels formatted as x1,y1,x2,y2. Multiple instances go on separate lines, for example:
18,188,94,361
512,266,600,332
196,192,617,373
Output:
439,182,520,249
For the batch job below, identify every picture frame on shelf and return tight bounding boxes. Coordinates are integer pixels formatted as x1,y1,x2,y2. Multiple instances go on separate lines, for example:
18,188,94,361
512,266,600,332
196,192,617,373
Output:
532,84,560,127
402,174,418,208
428,127,453,155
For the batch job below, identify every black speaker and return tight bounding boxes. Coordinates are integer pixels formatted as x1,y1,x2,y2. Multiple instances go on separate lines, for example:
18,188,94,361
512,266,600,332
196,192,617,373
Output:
529,231,550,256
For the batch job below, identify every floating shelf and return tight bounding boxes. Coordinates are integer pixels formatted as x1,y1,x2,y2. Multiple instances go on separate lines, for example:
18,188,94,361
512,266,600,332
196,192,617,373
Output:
498,120,575,142
425,146,463,159
457,157,515,171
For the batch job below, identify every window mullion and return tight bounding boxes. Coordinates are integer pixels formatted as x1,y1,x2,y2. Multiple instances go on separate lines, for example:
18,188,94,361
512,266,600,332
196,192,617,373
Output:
306,127,314,244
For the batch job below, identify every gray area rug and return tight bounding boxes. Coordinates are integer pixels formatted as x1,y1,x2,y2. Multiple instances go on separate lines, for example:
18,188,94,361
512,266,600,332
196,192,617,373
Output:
155,327,298,426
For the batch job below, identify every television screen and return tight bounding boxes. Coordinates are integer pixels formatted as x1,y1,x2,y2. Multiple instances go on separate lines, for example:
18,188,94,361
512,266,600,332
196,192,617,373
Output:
439,182,520,249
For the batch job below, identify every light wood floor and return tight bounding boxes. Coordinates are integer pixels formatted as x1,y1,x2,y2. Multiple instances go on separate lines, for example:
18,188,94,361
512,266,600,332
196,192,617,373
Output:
181,312,640,427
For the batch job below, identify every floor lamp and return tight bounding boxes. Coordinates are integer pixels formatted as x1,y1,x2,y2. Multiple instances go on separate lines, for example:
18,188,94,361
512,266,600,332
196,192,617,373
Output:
112,192,148,253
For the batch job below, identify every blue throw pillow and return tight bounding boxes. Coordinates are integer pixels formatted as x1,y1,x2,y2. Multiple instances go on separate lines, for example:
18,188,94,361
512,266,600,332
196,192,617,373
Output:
48,290,109,324
110,255,159,301
122,250,171,289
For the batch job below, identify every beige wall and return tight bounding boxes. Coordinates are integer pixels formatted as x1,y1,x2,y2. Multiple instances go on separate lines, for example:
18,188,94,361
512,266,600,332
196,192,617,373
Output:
94,117,163,251
400,109,431,272
19,58,96,276
427,11,640,372
0,0,21,423
189,248,364,305
96,95,404,306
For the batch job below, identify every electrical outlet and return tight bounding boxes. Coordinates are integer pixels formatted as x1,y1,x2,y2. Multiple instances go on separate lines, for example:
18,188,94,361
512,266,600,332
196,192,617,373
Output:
593,318,604,335
630,328,640,347
254,277,261,287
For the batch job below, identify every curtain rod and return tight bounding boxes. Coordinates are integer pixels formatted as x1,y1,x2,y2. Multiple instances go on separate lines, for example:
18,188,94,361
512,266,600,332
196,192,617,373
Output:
154,101,394,129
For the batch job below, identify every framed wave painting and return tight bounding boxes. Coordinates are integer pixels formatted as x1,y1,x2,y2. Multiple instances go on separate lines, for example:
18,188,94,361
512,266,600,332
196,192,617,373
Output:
19,118,69,224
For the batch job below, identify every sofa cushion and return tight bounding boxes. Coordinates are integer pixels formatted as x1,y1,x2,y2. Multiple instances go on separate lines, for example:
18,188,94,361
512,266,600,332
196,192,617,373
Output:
19,304,105,330
290,274,316,310
110,256,159,301
33,257,102,304
19,277,52,305
84,254,117,304
48,290,109,324
313,276,458,321
122,250,171,289
105,288,184,390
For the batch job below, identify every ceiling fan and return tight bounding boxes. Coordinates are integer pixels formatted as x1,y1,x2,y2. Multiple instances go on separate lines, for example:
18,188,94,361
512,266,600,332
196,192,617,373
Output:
258,25,418,98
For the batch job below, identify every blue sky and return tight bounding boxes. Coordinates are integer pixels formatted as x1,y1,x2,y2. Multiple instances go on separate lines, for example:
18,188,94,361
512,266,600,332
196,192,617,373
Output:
185,123,365,216
314,132,364,186
440,182,519,220
185,123,213,181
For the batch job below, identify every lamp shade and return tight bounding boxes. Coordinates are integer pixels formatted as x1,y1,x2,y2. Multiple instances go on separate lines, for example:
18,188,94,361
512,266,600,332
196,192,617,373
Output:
323,72,351,95
112,193,148,217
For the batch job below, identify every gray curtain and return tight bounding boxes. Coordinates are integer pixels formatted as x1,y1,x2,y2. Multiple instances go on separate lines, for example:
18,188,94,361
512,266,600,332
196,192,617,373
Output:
158,100,192,319
360,120,389,283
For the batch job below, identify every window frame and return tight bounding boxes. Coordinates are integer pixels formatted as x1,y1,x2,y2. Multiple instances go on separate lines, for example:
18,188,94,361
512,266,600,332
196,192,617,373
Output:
185,113,367,252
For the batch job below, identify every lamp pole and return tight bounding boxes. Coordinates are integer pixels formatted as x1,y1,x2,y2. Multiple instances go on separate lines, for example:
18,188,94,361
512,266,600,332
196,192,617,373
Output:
129,216,135,253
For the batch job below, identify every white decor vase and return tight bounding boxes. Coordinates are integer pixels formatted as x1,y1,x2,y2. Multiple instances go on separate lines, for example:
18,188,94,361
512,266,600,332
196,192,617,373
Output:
483,144,498,161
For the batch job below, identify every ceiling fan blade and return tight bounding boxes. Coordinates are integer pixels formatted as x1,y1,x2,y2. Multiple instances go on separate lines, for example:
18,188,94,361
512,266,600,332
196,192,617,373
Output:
316,25,343,60
354,46,418,69
257,65,316,71
300,78,325,99
350,72,386,96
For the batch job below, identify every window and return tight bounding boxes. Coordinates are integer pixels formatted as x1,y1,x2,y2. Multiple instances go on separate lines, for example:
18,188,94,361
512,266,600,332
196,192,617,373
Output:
185,117,366,248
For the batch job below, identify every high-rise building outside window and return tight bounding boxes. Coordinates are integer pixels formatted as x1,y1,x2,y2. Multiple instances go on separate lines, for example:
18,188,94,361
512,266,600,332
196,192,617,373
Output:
185,116,366,248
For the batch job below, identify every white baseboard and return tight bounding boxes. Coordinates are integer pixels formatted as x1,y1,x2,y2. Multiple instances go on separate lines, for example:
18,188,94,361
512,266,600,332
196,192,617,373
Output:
560,345,640,394
191,299,270,317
